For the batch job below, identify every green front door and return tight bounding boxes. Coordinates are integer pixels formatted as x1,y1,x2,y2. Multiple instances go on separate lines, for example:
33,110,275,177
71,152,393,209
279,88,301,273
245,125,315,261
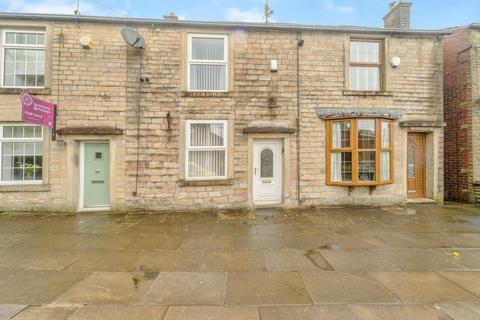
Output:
83,142,110,208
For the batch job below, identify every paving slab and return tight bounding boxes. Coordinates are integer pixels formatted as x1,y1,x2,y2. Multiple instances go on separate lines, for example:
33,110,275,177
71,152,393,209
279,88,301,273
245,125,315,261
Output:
282,235,332,250
142,272,228,305
11,306,77,320
225,271,312,305
74,234,132,250
67,305,167,320
201,250,265,272
0,305,26,320
179,235,233,249
234,235,285,250
440,249,480,269
376,249,465,271
64,249,143,272
439,271,480,297
348,304,452,320
138,250,203,272
319,250,400,271
259,305,357,320
300,271,398,304
125,234,184,250
0,235,28,249
0,271,86,305
329,234,387,250
371,271,479,303
55,271,157,304
264,249,318,271
435,303,480,320
163,306,259,320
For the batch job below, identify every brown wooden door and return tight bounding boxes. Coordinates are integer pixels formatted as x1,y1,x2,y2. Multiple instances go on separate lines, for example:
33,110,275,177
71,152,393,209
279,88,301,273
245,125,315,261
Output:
407,133,426,198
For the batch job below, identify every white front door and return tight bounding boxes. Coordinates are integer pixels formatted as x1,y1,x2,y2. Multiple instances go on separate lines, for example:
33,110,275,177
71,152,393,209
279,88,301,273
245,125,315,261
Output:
253,140,283,205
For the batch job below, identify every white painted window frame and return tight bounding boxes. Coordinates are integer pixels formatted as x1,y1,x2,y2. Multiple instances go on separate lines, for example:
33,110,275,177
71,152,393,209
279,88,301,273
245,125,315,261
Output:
0,123,43,185
1,29,46,89
187,33,228,92
185,120,228,180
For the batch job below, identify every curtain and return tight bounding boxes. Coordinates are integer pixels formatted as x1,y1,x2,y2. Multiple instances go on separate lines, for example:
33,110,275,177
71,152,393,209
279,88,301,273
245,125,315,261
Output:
381,121,390,148
191,37,224,60
188,150,225,178
381,151,390,181
350,41,380,63
349,66,380,91
188,123,226,178
189,64,226,91
332,122,342,148
331,153,341,182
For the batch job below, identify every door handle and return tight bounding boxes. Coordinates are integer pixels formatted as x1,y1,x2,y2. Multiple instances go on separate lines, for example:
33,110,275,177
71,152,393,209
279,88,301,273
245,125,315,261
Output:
254,167,258,175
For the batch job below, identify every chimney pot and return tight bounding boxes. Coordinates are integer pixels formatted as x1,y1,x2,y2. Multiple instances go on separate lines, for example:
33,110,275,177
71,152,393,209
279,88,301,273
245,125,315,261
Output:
163,12,178,20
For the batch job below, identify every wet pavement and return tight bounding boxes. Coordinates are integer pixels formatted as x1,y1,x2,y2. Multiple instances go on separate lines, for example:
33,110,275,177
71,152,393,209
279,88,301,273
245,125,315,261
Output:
0,203,480,319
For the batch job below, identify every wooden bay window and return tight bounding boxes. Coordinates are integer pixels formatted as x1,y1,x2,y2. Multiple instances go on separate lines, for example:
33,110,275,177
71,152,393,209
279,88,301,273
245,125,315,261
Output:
326,118,393,186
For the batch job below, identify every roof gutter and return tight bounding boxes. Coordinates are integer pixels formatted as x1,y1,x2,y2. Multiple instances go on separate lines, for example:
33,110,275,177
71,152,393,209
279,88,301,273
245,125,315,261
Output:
0,12,452,36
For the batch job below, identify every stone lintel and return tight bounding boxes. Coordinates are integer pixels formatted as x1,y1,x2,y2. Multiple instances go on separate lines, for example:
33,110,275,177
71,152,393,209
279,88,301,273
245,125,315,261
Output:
243,120,295,134
399,120,445,128
315,108,403,120
56,127,124,136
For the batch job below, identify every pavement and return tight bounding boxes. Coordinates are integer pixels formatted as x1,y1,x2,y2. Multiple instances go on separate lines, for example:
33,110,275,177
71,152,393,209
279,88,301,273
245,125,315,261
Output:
0,203,480,319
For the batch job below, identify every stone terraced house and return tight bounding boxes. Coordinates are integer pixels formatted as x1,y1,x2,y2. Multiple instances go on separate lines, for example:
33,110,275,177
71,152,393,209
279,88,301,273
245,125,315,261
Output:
443,23,480,204
0,1,448,212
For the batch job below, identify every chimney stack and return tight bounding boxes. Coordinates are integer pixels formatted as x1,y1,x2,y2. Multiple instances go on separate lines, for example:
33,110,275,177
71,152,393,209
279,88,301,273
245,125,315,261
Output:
383,1,412,29
163,12,178,20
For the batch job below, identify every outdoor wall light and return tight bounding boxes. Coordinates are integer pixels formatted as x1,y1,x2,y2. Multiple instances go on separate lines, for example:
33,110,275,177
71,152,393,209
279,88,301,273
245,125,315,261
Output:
79,35,93,49
390,56,401,68
271,59,278,72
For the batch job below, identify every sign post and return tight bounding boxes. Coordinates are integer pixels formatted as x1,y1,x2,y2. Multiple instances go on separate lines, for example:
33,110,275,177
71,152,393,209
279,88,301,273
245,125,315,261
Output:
20,93,57,140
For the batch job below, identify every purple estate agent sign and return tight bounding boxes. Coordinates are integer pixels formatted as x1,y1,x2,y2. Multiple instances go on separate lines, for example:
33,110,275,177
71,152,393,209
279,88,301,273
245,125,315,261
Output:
20,92,56,128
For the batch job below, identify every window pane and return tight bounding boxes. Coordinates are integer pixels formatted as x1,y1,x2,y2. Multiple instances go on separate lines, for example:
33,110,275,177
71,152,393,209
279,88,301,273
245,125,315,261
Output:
3,49,45,87
332,121,350,148
3,126,13,138
381,151,391,181
331,152,352,182
5,32,15,44
350,41,380,63
382,121,391,148
190,64,226,91
190,123,224,147
1,138,43,182
188,150,226,178
358,119,376,149
260,148,274,178
191,37,225,60
349,66,380,91
358,151,376,181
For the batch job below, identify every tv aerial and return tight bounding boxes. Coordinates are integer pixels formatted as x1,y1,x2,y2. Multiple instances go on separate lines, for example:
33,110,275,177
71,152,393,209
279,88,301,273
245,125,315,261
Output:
120,27,145,49
263,0,273,23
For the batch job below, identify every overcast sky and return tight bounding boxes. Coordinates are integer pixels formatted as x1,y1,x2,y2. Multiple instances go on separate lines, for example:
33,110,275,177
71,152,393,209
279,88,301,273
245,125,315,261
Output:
0,0,478,29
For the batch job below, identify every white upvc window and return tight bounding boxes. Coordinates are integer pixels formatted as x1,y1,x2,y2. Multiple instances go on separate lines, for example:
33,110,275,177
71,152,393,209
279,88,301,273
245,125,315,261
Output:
0,124,43,185
187,34,228,92
2,29,46,88
186,120,227,180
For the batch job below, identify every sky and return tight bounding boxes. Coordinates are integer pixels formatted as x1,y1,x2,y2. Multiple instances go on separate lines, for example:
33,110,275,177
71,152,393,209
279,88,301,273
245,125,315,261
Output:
0,0,478,29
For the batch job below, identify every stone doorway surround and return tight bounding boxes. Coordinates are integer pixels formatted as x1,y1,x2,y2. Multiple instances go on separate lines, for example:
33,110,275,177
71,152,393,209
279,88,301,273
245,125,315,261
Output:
243,120,295,208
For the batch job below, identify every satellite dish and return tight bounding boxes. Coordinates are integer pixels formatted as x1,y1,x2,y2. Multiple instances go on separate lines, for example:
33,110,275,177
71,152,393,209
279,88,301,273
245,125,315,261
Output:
120,27,145,48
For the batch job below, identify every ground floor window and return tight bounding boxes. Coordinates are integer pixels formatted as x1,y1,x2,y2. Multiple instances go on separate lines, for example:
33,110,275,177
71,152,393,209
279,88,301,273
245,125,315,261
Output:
186,120,227,180
0,124,43,183
326,118,393,185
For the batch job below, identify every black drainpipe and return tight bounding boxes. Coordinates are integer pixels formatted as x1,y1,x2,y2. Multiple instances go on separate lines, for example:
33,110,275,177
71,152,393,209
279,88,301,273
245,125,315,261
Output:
296,32,304,205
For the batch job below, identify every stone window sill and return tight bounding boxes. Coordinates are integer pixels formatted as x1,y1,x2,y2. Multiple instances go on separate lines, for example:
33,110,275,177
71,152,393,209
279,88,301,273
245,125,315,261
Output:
342,90,393,97
181,91,233,98
0,184,50,193
179,179,234,187
0,88,52,95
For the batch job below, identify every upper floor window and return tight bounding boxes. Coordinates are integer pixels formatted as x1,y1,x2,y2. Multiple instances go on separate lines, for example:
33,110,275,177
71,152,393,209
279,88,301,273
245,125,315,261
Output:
2,30,45,88
0,124,43,184
349,39,383,91
187,34,228,92
186,120,227,180
326,118,393,186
